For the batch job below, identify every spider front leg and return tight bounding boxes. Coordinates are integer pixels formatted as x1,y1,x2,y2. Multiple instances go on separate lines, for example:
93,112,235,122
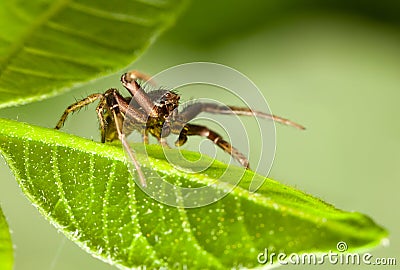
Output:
55,93,104,129
174,123,250,168
179,102,305,130
109,106,147,187
120,71,157,118
111,89,148,136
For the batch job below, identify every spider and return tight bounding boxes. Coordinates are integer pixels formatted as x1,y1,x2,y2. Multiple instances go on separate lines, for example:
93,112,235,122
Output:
55,71,304,187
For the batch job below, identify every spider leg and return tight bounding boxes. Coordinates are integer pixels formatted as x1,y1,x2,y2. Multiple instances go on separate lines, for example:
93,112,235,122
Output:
159,138,170,148
122,70,153,83
142,130,149,144
55,93,104,129
95,99,107,143
112,90,147,123
179,103,305,130
110,106,147,187
120,71,157,118
111,90,147,136
174,123,250,168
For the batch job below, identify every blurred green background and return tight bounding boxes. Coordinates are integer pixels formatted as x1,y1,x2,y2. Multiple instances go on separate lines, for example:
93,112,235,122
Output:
1,0,399,269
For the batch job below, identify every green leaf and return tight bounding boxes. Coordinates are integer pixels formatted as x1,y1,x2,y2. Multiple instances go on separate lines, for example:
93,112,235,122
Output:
0,205,14,270
0,0,186,108
0,118,387,269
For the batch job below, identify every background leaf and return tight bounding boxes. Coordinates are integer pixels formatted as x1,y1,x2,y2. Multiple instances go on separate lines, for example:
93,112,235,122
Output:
0,118,387,269
172,0,400,44
0,205,13,270
0,0,186,108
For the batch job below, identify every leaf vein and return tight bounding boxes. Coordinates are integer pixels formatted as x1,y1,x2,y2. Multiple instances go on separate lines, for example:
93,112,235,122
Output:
69,2,156,27
7,66,81,80
133,0,171,8
86,155,97,220
126,178,165,266
22,140,31,183
102,161,117,254
179,207,224,268
7,0,35,23
46,21,133,52
0,88,17,94
23,47,102,71
51,146,81,232
0,0,70,80
127,178,140,262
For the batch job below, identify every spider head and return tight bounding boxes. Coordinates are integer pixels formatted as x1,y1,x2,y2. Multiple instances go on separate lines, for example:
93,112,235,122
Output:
159,90,180,109
150,90,180,114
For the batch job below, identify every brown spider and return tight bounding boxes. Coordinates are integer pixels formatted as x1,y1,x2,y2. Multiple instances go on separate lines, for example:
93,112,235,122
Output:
55,71,304,187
